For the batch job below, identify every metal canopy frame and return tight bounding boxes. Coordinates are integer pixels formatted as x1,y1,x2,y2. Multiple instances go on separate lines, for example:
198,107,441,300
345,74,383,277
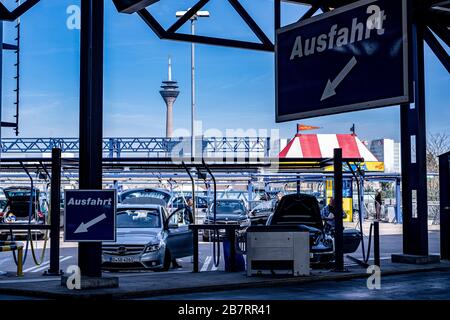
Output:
126,0,450,67
136,0,275,52
0,0,39,21
0,156,363,172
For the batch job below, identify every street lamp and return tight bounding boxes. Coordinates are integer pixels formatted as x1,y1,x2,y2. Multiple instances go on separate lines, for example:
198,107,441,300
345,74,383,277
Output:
176,9,210,157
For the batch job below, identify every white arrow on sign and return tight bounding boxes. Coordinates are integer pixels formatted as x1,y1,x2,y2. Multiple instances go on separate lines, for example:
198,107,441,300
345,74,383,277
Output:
321,56,358,101
74,213,107,234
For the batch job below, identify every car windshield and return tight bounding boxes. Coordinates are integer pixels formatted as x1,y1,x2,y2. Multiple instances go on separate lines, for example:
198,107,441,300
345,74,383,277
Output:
120,190,171,204
211,201,246,215
117,209,161,228
4,189,38,198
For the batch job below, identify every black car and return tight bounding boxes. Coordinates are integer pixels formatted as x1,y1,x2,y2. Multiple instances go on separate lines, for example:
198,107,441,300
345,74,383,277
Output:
202,199,251,242
266,194,361,266
0,186,48,239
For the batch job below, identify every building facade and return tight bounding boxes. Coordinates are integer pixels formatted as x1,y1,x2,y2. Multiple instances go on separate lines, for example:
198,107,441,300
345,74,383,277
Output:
369,139,401,173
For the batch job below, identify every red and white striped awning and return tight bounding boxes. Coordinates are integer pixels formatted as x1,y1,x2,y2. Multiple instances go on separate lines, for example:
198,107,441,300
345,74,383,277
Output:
279,134,378,161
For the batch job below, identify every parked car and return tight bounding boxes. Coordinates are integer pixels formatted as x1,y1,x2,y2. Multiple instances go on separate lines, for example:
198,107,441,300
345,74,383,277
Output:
0,186,48,240
202,199,251,242
266,194,361,267
102,204,193,271
249,200,276,226
119,188,172,205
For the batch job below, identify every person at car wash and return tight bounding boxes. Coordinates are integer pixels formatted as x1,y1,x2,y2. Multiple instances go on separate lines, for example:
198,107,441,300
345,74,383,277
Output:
321,198,347,232
184,198,194,224
274,192,284,210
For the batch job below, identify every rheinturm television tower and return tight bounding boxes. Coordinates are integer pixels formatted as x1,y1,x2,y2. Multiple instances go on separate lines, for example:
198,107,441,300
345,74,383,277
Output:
160,57,180,137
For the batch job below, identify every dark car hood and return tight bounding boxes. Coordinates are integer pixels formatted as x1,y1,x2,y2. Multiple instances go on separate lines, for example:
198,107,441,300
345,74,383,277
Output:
268,194,323,230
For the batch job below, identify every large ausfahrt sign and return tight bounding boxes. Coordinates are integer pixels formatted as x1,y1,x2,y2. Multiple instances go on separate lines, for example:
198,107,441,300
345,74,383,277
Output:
64,190,116,242
276,0,411,122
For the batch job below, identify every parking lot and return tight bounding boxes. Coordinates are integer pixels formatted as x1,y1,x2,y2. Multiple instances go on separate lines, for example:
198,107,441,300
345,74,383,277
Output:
0,223,441,276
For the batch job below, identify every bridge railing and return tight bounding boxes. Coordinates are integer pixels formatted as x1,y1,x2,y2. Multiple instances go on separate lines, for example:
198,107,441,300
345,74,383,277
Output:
0,137,271,158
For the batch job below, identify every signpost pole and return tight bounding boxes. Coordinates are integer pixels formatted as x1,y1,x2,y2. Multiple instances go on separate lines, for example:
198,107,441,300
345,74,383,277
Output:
47,148,62,275
78,0,104,278
334,148,344,271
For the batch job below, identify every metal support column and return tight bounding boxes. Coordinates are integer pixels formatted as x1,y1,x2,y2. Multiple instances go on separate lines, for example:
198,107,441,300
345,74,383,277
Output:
440,152,450,260
359,176,365,222
373,221,380,267
400,17,429,256
46,148,62,275
395,178,402,224
78,0,104,278
334,148,344,271
0,22,3,158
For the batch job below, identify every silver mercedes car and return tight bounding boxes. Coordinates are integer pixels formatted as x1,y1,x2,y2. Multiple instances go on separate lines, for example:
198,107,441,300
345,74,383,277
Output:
102,204,193,271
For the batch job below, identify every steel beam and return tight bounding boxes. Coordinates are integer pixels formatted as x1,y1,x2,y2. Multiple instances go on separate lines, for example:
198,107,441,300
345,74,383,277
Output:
400,18,429,256
166,0,209,33
424,27,450,73
78,0,104,278
228,0,273,46
297,0,328,22
440,152,450,260
275,0,281,30
46,148,62,276
136,6,274,52
0,0,39,21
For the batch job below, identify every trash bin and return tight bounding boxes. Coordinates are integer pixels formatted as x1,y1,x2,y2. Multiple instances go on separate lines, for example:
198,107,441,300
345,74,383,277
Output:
223,238,246,272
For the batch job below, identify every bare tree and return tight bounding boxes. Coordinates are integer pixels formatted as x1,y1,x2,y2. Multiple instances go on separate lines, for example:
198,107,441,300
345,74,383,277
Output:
427,132,450,172
427,132,449,224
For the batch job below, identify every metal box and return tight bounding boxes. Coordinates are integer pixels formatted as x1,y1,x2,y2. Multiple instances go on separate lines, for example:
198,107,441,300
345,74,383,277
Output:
246,231,310,277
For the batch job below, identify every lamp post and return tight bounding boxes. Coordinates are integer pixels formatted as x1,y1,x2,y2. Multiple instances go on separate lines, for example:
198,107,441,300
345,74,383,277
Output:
176,9,210,157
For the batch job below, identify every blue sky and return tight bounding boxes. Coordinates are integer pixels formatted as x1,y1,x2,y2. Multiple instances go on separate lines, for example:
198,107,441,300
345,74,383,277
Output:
0,0,448,142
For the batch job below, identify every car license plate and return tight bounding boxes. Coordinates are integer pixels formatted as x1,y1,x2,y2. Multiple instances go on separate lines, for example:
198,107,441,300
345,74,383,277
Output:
110,257,138,263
